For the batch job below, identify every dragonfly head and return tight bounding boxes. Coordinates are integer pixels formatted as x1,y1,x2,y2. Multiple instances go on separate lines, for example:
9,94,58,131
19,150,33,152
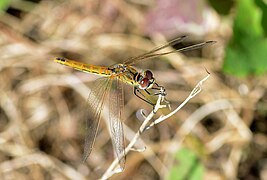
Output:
137,70,155,90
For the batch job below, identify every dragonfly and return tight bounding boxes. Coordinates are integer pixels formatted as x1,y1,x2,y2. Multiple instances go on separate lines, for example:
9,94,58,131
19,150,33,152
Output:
54,36,214,171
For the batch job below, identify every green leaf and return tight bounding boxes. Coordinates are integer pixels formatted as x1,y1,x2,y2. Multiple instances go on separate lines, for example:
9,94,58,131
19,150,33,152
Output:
168,148,204,180
223,0,267,76
255,0,267,35
234,0,263,38
0,0,11,11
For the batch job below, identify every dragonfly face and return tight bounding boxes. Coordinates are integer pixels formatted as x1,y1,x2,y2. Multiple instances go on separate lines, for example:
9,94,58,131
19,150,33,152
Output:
136,70,155,90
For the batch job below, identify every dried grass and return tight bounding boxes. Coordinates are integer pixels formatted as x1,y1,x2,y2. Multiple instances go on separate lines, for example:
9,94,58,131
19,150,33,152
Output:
0,0,266,179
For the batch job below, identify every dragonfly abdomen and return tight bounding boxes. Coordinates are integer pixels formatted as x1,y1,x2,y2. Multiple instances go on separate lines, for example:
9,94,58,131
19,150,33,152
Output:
54,57,112,76
85,65,111,76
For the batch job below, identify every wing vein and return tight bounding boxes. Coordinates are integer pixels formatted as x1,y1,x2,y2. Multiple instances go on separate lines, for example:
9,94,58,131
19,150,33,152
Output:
83,77,112,162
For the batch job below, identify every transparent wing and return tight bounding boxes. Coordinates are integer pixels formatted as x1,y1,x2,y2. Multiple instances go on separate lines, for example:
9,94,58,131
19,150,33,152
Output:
109,77,125,171
83,77,112,162
123,36,187,65
124,36,215,66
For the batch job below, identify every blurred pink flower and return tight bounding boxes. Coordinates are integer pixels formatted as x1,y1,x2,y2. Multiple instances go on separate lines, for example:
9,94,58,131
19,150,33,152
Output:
144,0,218,37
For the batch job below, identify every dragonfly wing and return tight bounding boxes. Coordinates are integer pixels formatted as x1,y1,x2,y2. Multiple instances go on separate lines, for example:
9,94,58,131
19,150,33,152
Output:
109,77,125,171
124,36,214,66
83,77,112,162
123,36,187,65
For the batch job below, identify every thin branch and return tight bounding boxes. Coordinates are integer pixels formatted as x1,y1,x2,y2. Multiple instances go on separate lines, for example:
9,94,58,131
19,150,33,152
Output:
146,70,210,129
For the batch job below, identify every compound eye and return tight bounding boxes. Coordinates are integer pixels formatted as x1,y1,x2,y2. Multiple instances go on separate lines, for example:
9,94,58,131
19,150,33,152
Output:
139,78,149,89
145,70,153,80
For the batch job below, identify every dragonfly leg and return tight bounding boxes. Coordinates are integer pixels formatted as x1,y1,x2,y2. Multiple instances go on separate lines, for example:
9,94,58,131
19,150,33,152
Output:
145,89,151,95
151,82,167,96
134,87,155,106
145,86,169,106
152,83,171,109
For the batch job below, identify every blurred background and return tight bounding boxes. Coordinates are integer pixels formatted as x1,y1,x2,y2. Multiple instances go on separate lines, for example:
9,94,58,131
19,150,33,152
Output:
0,0,267,179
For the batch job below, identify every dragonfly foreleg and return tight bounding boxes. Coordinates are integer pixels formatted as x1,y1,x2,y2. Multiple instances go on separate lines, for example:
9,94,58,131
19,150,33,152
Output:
152,83,171,109
150,82,167,96
134,87,155,106
145,89,151,95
